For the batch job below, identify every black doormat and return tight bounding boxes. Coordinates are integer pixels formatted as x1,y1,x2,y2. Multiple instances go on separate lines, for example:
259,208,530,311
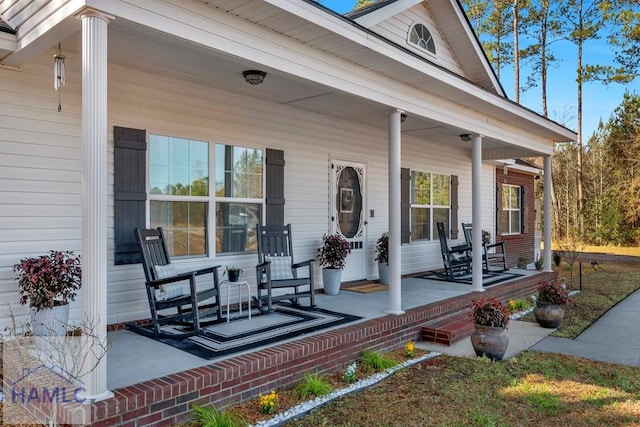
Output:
127,304,362,360
419,270,523,287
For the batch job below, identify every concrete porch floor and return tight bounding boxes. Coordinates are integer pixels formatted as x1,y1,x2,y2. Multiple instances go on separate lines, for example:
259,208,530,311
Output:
106,269,539,390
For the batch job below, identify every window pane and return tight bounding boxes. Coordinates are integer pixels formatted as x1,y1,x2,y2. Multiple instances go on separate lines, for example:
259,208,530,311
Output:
150,201,207,257
510,211,521,234
215,144,263,198
511,187,520,209
501,211,509,234
150,135,209,197
432,174,450,206
432,208,450,239
216,202,261,253
411,172,430,205
411,207,430,240
502,186,510,209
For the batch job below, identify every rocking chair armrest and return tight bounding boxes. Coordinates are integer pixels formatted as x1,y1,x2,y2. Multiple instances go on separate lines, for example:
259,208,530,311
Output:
147,272,196,288
291,259,314,269
256,260,271,271
449,244,471,255
192,265,222,277
484,241,505,251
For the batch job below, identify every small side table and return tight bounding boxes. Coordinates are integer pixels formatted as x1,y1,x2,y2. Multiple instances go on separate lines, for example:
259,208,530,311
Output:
220,280,252,323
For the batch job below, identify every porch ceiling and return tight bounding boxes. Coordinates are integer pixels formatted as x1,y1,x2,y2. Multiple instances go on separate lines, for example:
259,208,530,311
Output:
62,18,530,158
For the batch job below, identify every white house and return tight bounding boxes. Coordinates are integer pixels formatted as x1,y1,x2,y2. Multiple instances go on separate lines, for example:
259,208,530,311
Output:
0,0,576,399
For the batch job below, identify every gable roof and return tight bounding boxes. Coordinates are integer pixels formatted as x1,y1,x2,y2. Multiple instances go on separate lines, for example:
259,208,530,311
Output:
346,0,505,97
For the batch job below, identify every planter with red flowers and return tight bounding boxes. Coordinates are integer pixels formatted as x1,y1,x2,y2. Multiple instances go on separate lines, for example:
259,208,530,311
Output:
534,280,570,328
13,250,82,336
317,233,350,295
469,298,511,361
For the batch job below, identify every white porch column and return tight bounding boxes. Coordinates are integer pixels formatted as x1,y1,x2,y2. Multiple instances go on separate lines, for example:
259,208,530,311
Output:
79,8,113,401
386,110,404,315
543,155,553,272
471,135,484,292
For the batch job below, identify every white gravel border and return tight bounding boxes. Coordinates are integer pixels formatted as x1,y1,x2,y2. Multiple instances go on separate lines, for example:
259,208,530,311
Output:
251,351,441,427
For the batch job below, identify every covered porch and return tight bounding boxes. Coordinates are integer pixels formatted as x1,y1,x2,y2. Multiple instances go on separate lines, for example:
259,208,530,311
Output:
91,270,553,425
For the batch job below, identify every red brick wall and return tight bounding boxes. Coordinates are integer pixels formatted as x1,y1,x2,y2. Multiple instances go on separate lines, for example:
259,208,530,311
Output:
496,168,537,268
50,272,555,426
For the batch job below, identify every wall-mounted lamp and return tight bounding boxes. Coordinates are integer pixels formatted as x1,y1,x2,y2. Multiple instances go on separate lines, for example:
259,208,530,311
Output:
459,133,472,142
242,70,267,85
400,113,408,122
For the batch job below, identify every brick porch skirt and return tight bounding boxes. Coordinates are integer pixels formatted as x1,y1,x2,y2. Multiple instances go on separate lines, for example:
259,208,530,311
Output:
24,271,555,426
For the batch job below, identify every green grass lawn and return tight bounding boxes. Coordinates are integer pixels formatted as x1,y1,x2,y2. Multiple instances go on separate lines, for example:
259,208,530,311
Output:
281,258,640,427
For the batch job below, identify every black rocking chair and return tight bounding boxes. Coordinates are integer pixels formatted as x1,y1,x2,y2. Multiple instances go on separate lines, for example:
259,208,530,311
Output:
255,224,316,313
436,222,472,280
461,223,508,272
130,227,223,339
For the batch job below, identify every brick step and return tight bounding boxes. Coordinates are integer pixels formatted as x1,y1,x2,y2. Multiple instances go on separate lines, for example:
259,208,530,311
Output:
421,310,474,346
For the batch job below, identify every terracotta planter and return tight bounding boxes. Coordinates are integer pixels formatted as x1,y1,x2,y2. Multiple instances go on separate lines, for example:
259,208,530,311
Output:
470,324,509,361
322,268,342,295
534,304,565,328
31,303,70,336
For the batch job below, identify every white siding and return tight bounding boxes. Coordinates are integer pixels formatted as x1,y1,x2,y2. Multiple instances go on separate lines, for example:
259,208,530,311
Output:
369,4,466,77
0,48,495,329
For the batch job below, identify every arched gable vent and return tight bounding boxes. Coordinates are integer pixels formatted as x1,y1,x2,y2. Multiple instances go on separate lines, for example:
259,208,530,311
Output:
408,23,436,55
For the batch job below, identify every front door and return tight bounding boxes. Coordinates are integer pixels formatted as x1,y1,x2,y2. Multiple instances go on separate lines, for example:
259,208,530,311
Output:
331,159,367,282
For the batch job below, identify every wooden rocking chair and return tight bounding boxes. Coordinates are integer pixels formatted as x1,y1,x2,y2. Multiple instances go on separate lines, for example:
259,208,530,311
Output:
436,222,472,280
255,224,316,313
129,227,223,339
461,223,508,272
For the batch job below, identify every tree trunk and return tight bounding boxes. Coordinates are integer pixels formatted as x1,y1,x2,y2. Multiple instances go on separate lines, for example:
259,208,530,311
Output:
577,11,584,235
513,0,520,103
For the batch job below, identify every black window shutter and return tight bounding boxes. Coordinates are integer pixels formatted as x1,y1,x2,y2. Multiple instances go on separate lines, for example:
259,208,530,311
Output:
521,185,529,234
401,168,411,244
450,175,459,239
496,184,503,236
265,148,285,226
114,126,146,265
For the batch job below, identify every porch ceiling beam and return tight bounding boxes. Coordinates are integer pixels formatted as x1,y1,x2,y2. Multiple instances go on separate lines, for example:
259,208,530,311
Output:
84,0,567,152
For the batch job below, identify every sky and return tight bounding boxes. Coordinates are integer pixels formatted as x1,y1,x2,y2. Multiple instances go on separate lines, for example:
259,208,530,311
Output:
318,0,639,140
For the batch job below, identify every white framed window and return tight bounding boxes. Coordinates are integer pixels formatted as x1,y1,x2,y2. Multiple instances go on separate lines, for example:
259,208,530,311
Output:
408,23,436,55
501,184,521,235
148,134,263,257
410,171,450,240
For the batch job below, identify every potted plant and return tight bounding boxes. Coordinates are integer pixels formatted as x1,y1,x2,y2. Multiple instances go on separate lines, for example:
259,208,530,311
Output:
374,232,389,285
317,233,350,295
13,250,82,336
468,298,511,360
533,280,570,328
223,266,243,282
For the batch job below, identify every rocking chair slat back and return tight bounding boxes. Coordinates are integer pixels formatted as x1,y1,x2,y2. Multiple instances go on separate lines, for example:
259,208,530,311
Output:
258,224,293,260
137,228,172,281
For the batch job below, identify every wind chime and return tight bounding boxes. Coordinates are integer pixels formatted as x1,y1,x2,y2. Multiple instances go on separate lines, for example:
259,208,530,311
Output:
53,43,65,112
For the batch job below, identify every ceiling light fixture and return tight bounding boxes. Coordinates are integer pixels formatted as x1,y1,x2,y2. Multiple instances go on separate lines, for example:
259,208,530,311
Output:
242,70,267,85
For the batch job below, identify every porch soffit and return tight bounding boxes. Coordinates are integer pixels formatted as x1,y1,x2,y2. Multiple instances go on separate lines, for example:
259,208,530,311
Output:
2,0,575,155
192,0,573,143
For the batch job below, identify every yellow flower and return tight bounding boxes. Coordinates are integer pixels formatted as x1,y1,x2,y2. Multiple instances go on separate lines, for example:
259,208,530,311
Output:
404,340,415,357
259,390,278,414
508,299,516,311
